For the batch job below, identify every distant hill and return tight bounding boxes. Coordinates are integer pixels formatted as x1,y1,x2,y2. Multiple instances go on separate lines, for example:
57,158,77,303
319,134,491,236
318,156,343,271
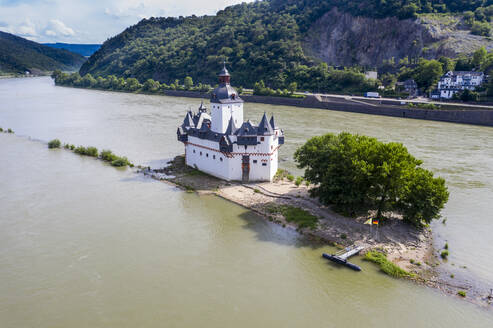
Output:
80,0,493,89
0,31,86,74
43,43,101,57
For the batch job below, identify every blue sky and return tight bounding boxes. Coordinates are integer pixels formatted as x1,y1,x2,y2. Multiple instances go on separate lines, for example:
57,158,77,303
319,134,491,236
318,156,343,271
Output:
0,0,251,43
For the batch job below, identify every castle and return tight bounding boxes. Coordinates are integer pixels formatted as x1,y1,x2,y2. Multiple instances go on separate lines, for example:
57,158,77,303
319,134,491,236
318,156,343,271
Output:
177,65,284,182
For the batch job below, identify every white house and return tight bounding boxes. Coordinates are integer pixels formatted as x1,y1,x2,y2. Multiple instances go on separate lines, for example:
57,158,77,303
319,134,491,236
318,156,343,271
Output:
177,65,284,182
436,71,484,99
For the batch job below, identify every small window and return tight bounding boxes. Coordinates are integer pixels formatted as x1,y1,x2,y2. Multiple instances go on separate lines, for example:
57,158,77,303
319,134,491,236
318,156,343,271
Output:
193,149,196,153
262,163,267,166
253,160,258,164
200,151,202,156
260,137,264,141
220,158,223,162
213,155,216,159
206,153,209,157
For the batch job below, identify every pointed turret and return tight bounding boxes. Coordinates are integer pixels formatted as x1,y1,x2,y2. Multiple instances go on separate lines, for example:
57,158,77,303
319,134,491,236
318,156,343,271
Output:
225,116,237,135
257,112,273,135
182,111,195,128
198,101,207,113
269,115,276,130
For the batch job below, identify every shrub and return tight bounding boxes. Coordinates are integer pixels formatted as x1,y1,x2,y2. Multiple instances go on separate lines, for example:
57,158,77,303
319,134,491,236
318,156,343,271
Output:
74,146,98,157
295,176,303,186
63,143,70,149
409,259,415,264
111,157,130,167
457,290,466,297
100,149,118,162
305,180,310,186
86,147,98,157
7,128,13,133
444,242,448,250
364,251,411,278
70,144,75,150
440,250,449,259
254,188,260,193
340,233,347,239
48,139,61,149
287,174,295,182
274,168,289,180
0,127,3,132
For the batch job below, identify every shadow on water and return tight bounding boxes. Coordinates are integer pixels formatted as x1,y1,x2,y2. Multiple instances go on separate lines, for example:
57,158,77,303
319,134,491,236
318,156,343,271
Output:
236,209,328,250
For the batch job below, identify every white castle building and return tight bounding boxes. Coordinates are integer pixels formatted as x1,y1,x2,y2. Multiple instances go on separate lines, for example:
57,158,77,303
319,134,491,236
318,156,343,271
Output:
177,65,284,182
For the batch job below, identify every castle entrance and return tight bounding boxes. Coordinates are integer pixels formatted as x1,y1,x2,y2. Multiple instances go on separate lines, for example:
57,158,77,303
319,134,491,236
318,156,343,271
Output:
242,155,250,183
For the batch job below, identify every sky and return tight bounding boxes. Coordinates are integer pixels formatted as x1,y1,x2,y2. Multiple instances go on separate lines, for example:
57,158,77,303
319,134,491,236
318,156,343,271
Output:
0,0,252,44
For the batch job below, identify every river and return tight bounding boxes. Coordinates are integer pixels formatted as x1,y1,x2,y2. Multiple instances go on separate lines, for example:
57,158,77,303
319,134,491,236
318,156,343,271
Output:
1,77,492,327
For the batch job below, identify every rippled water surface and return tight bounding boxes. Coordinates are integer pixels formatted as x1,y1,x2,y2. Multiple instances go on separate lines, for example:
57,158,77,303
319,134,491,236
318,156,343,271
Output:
1,77,493,327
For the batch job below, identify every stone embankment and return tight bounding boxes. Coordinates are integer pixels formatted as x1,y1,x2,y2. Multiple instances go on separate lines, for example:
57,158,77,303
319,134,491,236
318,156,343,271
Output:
162,89,493,127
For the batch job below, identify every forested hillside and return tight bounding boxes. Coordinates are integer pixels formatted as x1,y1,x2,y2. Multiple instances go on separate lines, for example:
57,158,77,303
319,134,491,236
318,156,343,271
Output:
0,31,85,74
80,0,493,89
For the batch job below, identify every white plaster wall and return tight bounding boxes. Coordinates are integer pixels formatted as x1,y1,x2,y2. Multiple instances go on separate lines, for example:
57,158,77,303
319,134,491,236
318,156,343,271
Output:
211,103,244,134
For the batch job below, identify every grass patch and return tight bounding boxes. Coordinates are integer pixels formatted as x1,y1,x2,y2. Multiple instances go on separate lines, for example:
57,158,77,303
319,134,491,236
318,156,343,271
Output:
263,204,318,230
457,290,466,297
440,250,449,259
48,139,61,149
364,251,411,278
279,205,318,230
254,188,260,193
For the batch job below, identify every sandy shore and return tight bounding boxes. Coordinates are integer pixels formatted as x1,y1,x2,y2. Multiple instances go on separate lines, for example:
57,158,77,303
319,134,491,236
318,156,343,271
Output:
140,155,493,307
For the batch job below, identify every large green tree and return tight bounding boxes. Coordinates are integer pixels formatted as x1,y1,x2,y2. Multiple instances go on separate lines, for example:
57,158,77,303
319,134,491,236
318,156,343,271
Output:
294,132,449,226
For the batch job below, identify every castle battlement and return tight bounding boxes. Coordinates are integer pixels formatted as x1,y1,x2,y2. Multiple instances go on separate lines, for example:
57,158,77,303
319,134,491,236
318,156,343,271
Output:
177,65,284,182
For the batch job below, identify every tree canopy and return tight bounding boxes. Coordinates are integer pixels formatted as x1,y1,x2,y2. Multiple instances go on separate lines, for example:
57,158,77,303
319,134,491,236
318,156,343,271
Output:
294,132,449,226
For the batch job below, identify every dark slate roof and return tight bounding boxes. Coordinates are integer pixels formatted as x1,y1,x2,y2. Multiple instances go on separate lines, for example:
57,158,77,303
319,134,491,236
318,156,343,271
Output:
182,112,195,128
219,66,230,77
235,121,257,136
225,116,237,135
211,84,243,104
269,115,276,130
257,113,273,135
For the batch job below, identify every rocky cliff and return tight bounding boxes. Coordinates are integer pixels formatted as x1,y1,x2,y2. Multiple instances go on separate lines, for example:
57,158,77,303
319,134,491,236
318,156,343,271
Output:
304,8,493,67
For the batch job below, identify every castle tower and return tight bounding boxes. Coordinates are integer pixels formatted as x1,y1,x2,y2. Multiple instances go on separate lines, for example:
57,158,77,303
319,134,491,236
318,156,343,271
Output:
210,64,243,134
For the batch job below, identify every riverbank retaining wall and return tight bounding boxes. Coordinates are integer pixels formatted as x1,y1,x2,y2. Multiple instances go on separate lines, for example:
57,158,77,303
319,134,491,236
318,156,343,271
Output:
153,90,493,127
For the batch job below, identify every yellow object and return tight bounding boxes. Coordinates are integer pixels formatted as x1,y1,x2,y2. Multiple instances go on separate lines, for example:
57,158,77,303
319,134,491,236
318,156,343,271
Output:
364,219,372,225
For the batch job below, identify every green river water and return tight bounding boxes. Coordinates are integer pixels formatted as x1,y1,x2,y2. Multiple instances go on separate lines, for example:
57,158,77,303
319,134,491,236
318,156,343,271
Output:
1,77,493,327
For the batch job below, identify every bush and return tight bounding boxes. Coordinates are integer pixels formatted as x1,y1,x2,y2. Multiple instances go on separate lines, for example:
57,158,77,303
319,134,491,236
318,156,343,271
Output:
295,176,303,186
7,128,13,133
0,127,3,132
287,174,295,182
111,157,130,167
364,251,411,278
48,139,61,149
444,242,448,250
74,146,98,157
440,250,449,259
457,290,466,297
100,149,118,162
63,143,70,149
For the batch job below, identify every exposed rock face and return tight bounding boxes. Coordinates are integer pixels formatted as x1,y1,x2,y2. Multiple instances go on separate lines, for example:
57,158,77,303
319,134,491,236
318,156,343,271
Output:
303,8,493,67
303,8,433,67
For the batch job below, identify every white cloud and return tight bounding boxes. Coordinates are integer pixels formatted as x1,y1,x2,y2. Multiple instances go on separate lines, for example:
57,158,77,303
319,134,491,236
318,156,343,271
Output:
43,19,75,37
0,0,253,43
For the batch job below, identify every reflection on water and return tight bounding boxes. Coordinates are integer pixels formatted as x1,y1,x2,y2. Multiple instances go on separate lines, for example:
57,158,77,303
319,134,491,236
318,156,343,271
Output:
1,77,493,327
